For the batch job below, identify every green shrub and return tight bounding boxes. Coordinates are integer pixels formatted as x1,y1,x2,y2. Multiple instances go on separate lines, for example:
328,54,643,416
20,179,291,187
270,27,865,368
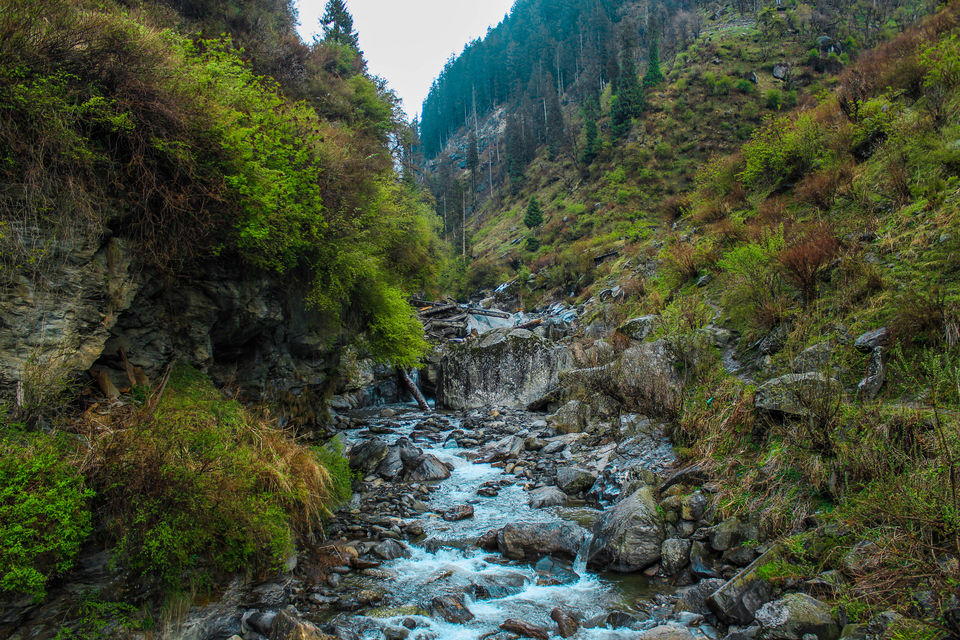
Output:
717,225,787,333
0,432,93,601
735,78,755,94
739,114,825,191
766,89,784,110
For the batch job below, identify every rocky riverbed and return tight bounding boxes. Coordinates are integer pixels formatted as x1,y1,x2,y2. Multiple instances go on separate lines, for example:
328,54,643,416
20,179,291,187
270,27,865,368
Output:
200,401,850,640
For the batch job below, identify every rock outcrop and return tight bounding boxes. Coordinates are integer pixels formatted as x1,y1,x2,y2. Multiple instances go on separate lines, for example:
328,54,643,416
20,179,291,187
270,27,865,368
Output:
436,328,573,409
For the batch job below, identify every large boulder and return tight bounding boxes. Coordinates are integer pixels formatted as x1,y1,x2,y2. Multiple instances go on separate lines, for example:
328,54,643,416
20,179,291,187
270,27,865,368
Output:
560,341,681,418
436,328,573,409
618,315,659,341
547,400,588,434
402,454,451,482
754,373,840,417
588,486,665,572
755,593,840,639
485,522,586,561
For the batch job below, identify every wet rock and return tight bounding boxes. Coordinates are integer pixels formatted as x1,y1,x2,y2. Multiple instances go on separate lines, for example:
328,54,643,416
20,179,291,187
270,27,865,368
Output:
500,618,549,639
661,538,692,575
606,611,639,628
470,571,529,599
707,546,781,625
754,373,839,418
551,607,580,638
479,436,525,463
534,556,580,585
556,467,597,494
372,540,409,561
402,455,451,482
638,624,697,640
674,578,727,615
436,328,574,409
442,505,475,522
837,611,918,640
854,328,889,353
493,522,586,560
430,594,474,624
527,486,567,508
618,315,659,341
755,593,840,639
589,486,665,572
383,625,410,640
524,437,547,451
689,540,718,578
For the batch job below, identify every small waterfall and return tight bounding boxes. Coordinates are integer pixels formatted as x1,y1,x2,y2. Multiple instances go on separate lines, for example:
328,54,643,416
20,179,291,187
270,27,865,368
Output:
573,531,594,576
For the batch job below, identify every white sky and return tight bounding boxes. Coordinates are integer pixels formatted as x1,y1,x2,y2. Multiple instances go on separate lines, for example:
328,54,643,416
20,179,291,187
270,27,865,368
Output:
295,0,516,119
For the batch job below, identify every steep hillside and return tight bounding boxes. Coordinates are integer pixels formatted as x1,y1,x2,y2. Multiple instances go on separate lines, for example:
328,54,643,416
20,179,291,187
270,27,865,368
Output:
0,0,442,632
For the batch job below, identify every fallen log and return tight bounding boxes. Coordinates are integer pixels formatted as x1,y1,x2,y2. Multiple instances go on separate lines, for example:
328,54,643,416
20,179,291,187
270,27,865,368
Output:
420,304,459,317
397,368,430,412
462,307,511,319
515,318,543,330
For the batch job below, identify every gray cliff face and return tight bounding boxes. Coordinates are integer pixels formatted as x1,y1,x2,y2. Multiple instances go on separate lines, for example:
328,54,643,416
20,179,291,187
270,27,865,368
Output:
435,328,573,410
0,229,373,406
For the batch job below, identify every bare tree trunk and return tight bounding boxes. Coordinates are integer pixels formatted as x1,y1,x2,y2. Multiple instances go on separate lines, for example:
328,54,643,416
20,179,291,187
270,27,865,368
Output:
398,368,430,412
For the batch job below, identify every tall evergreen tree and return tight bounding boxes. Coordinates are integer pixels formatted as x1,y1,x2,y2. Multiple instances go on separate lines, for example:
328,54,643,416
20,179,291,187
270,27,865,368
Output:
581,95,600,164
545,75,565,161
466,131,480,191
524,196,543,229
610,52,643,140
643,29,664,87
321,0,359,49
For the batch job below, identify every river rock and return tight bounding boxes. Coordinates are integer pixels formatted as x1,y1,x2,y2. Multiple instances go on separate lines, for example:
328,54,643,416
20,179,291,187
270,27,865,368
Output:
755,593,840,639
348,439,389,473
754,373,839,417
372,540,408,561
556,467,597,494
707,546,781,624
551,607,580,638
588,486,665,572
269,609,335,640
430,594,474,624
527,486,567,508
547,400,587,434
436,328,573,409
402,454,451,482
442,505,475,521
638,624,696,640
661,538,692,575
500,618,550,639
857,347,886,399
479,436,525,463
674,578,726,615
492,522,586,560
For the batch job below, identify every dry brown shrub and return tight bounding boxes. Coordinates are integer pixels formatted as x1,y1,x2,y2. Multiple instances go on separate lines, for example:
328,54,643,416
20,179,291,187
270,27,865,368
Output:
795,163,854,209
777,224,841,305
659,194,691,221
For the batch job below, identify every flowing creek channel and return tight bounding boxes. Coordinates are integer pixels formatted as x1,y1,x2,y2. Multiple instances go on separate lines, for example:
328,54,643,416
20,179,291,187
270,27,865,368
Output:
320,402,694,640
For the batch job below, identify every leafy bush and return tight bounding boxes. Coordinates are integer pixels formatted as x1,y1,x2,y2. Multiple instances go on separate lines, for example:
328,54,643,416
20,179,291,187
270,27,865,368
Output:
717,225,787,333
739,114,826,191
0,432,93,601
88,366,348,587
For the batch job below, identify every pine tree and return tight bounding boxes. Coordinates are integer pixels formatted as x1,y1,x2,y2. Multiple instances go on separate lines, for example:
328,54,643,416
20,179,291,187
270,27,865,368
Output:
524,196,543,229
321,0,359,49
610,52,643,140
643,29,664,87
581,95,600,164
545,76,565,161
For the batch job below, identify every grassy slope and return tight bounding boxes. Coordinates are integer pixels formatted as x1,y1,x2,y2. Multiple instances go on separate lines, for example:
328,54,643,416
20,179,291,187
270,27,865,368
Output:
463,1,960,630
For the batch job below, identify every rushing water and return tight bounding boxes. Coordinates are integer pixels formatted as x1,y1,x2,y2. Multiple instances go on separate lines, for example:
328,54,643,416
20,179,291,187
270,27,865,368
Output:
334,405,671,640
